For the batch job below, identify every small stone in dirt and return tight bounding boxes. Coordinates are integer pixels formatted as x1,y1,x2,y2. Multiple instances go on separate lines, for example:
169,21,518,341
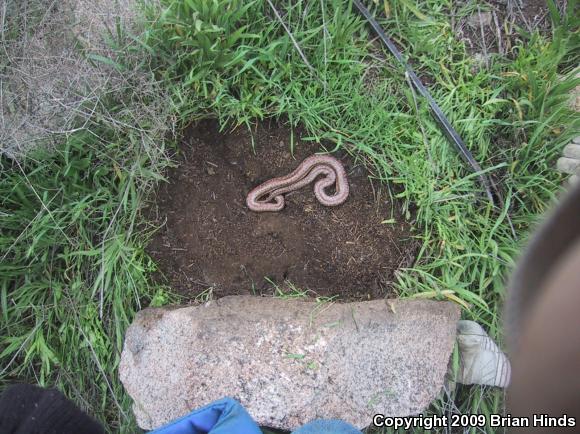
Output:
120,296,460,431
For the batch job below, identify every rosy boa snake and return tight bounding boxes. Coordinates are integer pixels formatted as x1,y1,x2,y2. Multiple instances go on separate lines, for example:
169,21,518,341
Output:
246,155,349,212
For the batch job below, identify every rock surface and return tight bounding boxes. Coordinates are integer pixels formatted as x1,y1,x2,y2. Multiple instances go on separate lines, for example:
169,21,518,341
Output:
558,139,580,186
120,296,460,430
563,143,580,160
556,156,580,175
560,71,580,185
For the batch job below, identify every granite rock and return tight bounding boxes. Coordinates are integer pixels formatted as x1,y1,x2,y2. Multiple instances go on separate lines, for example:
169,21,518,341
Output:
120,296,460,430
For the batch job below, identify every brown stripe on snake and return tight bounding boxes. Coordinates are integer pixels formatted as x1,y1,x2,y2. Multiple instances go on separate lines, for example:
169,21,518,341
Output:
246,155,349,212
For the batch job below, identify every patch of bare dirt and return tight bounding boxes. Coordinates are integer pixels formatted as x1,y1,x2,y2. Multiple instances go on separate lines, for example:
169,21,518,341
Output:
147,120,418,300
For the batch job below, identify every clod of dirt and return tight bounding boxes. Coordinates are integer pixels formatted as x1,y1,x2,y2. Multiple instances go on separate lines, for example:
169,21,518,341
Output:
148,120,417,300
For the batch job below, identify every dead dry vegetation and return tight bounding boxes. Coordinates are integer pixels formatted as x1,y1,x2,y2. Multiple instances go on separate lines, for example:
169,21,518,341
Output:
0,0,161,158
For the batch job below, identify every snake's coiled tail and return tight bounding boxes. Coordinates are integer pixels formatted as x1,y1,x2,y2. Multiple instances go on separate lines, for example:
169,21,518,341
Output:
246,155,350,212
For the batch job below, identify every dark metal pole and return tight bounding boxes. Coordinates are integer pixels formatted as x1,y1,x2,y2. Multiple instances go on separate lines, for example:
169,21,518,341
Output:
352,0,497,204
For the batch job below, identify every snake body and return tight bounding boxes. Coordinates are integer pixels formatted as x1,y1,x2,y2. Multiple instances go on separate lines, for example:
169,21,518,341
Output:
246,155,349,212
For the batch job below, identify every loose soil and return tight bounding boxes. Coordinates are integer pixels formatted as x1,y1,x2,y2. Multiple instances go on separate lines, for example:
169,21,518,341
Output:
147,120,417,300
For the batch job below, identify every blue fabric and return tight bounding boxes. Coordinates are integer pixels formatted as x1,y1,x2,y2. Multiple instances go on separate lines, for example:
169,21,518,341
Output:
291,419,362,434
149,397,262,434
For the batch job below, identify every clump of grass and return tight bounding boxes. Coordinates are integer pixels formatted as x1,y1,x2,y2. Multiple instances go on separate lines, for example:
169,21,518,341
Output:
0,117,173,431
0,14,176,429
0,118,173,431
